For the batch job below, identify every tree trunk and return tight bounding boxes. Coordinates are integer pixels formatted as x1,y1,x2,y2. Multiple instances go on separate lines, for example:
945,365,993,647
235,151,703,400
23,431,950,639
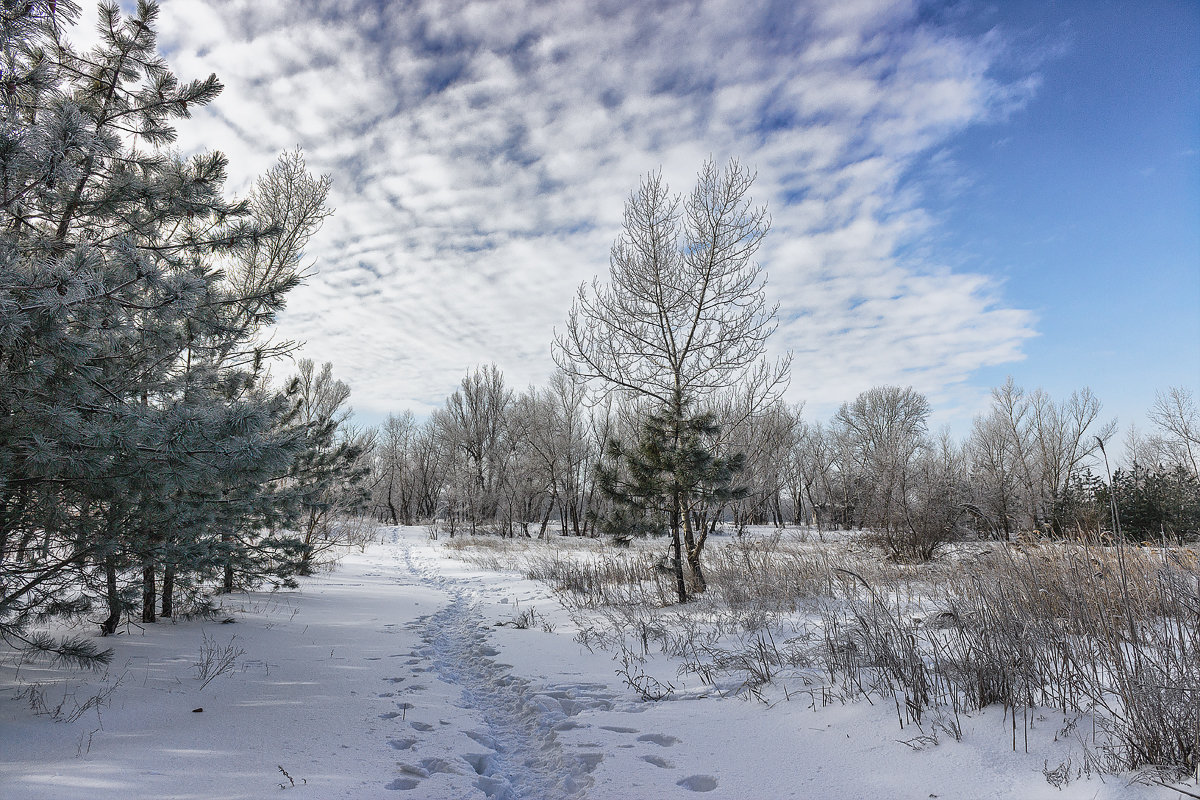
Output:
682,503,707,593
386,484,399,526
161,563,174,618
298,508,319,575
101,552,121,636
141,562,156,623
670,493,688,603
668,390,689,602
998,481,1012,541
219,520,235,593
537,494,555,539
805,483,823,539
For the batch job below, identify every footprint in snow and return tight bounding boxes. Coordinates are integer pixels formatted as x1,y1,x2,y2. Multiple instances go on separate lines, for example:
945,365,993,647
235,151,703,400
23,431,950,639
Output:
410,721,434,732
461,752,495,775
677,775,719,792
637,733,679,747
388,738,418,750
465,730,499,750
473,774,512,799
553,720,587,731
599,725,638,734
416,757,462,776
640,754,674,769
577,752,604,772
385,777,420,790
384,757,465,793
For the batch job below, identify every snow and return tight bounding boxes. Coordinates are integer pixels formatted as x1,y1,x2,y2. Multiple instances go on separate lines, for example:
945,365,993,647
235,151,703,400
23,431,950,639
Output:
0,527,1178,799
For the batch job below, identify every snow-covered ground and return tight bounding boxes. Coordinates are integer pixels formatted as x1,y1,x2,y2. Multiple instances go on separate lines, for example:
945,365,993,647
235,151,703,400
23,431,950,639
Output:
0,527,1176,799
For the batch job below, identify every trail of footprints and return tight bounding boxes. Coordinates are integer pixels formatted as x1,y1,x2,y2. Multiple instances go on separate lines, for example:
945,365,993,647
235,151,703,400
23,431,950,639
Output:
370,539,719,797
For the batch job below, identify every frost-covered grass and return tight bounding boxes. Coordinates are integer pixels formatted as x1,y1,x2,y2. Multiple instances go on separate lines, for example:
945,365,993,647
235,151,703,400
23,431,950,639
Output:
443,528,1200,785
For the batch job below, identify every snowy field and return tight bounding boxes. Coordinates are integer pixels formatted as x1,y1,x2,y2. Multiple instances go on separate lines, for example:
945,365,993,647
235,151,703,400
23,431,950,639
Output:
0,527,1178,799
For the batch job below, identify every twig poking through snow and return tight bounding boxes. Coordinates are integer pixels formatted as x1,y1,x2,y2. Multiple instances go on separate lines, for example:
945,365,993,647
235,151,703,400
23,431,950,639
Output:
194,632,245,691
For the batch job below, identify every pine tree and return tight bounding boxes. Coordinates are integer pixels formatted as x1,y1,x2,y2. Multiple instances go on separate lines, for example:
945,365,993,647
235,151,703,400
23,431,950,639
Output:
1,1,332,660
1106,464,1200,544
595,404,745,601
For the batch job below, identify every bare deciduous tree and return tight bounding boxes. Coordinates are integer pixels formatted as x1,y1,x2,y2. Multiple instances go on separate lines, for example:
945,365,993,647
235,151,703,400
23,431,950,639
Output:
374,412,417,526
1148,386,1200,479
289,360,373,575
1028,385,1115,534
555,158,788,409
434,364,513,534
215,149,333,372
722,400,801,532
554,159,789,601
835,385,933,558
1121,424,1168,472
512,371,597,538
972,378,1115,536
786,420,838,535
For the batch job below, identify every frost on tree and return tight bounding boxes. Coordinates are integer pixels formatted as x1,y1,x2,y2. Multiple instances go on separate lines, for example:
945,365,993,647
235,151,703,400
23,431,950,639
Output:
0,1,339,660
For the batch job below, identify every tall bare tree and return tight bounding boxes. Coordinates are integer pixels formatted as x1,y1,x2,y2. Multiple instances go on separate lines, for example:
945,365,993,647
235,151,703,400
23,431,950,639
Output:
966,408,1022,539
835,386,932,558
374,412,416,526
722,400,800,532
973,378,1115,536
372,417,448,526
786,419,838,534
556,158,788,410
434,364,513,534
555,159,788,601
1148,386,1200,479
511,371,597,537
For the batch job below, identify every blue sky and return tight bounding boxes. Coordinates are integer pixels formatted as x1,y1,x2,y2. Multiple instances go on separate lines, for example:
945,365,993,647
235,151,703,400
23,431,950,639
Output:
76,1,1198,437
922,0,1199,437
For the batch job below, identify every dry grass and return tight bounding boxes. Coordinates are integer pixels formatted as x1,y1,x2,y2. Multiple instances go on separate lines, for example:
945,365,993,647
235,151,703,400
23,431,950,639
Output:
442,531,1200,780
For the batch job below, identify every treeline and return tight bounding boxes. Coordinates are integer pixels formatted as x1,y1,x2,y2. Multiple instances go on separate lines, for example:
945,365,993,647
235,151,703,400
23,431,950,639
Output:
0,3,366,664
369,366,1200,557
366,156,1199,573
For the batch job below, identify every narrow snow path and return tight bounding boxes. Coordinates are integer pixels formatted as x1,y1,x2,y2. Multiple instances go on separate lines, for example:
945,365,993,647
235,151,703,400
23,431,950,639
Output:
395,536,603,799
420,592,591,799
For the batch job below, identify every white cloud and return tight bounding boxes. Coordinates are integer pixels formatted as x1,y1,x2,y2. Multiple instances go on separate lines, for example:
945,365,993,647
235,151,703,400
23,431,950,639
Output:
85,0,1039,420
